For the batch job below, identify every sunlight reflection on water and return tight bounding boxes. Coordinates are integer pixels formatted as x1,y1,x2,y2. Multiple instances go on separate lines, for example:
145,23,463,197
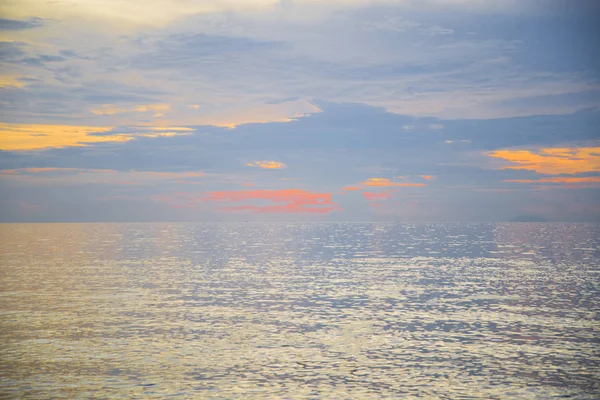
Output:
1,223,599,398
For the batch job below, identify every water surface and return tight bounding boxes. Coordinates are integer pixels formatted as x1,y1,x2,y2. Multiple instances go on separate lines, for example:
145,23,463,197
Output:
1,223,599,398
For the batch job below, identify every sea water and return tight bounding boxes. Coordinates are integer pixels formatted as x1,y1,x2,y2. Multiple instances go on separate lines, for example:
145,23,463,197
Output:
1,223,599,398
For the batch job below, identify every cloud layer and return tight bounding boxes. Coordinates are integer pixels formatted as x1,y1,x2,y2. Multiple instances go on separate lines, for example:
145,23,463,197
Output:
0,0,598,221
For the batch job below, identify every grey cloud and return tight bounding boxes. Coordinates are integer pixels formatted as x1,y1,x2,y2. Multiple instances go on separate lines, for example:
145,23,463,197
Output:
0,41,68,68
58,49,78,58
20,54,66,66
115,5,595,120
0,41,27,61
0,17,44,31
0,81,169,124
133,33,288,70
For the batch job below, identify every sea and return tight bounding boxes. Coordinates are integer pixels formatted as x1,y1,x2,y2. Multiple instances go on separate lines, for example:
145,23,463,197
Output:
1,222,599,399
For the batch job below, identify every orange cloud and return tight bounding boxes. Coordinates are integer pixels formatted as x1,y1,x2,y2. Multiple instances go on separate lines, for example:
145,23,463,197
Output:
203,189,339,214
0,123,131,151
360,178,425,187
504,177,600,183
341,186,362,191
362,191,393,201
0,168,116,175
246,161,286,169
147,171,204,178
152,189,340,213
0,123,195,151
419,175,435,180
489,147,600,175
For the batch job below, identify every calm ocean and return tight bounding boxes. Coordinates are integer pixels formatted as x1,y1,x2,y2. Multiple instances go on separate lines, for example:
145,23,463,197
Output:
1,223,599,398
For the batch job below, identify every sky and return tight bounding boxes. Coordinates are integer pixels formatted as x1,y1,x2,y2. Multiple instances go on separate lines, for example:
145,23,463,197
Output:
0,0,599,222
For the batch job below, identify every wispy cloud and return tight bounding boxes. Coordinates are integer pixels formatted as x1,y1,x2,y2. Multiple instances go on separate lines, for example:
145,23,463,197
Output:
246,161,286,169
0,168,205,187
0,17,44,31
341,186,362,191
504,176,600,189
0,167,114,174
362,191,393,201
504,177,600,184
90,104,170,117
359,178,426,187
154,189,340,214
147,171,204,178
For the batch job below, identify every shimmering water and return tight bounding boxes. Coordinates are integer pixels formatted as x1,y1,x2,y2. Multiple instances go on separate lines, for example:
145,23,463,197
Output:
1,223,599,399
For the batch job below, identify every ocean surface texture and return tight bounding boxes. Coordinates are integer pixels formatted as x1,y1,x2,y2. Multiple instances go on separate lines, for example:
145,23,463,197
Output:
1,223,599,399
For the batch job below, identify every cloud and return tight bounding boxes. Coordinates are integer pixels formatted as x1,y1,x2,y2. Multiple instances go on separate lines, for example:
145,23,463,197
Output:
90,103,170,117
505,177,600,183
147,171,203,178
0,167,81,174
0,123,197,151
0,23,599,228
488,147,600,175
0,41,28,61
88,125,194,137
359,177,426,187
503,176,600,189
0,75,27,88
154,189,340,213
362,191,393,201
246,161,286,169
3,0,575,32
445,140,470,144
0,41,67,68
1,0,598,140
0,123,131,150
0,167,205,187
427,124,444,130
0,17,44,31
